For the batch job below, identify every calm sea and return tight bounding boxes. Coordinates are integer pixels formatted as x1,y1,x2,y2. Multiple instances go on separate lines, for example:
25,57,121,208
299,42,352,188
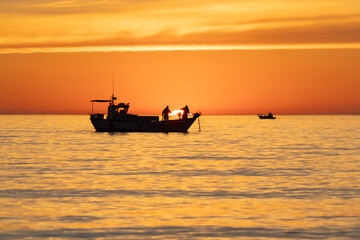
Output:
0,115,359,239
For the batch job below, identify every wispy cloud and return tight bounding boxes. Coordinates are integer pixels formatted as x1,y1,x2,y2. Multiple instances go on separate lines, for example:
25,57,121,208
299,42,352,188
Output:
0,0,360,52
0,0,118,14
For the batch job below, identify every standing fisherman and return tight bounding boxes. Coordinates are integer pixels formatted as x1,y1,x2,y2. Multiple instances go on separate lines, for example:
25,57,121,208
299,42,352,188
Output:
162,106,171,121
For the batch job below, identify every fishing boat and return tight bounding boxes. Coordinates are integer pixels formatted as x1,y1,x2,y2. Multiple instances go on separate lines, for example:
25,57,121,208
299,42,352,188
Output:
90,95,200,132
258,112,276,119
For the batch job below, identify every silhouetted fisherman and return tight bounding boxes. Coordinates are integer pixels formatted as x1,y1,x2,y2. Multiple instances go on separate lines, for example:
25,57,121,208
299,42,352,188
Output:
181,105,190,120
162,106,171,121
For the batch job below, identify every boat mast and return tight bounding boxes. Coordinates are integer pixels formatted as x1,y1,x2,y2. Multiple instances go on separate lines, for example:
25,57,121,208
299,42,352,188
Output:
112,73,114,100
111,73,117,103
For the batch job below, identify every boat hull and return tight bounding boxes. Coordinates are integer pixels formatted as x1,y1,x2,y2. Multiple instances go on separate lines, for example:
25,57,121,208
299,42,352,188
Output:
258,116,276,119
90,113,200,132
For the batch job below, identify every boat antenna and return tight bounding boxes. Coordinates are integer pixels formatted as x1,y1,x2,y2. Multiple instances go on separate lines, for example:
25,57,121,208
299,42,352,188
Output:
112,73,114,97
112,73,117,101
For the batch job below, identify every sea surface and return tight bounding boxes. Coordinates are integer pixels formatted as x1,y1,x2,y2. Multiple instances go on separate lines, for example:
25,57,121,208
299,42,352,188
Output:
0,115,359,239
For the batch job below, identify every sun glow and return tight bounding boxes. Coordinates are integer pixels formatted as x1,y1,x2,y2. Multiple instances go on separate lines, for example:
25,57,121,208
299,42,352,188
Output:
170,109,184,117
170,110,193,118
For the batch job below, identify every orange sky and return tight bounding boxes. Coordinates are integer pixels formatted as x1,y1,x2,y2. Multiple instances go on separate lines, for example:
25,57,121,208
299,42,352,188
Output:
0,0,359,114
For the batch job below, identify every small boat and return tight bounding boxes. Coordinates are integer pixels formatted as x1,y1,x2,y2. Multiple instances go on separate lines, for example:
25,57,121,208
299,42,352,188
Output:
90,95,200,132
258,112,276,119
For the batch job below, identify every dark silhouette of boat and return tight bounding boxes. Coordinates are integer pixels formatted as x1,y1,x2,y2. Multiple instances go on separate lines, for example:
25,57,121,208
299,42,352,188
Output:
90,95,200,132
258,112,276,119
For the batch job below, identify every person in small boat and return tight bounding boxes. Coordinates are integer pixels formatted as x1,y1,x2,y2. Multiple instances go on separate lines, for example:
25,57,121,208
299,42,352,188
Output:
162,106,171,121
181,105,190,119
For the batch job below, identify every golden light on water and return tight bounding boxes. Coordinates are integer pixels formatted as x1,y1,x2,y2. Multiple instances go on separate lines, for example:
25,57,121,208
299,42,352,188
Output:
1,115,359,238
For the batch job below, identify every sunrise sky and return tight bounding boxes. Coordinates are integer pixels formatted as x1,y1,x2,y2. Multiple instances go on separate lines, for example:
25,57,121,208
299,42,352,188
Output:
0,0,359,114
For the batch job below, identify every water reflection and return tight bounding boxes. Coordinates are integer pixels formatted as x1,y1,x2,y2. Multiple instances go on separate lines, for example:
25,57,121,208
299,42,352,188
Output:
0,115,359,239
1,225,359,239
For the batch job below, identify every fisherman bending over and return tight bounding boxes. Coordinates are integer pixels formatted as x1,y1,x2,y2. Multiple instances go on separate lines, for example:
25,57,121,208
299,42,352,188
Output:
181,105,190,120
162,106,171,121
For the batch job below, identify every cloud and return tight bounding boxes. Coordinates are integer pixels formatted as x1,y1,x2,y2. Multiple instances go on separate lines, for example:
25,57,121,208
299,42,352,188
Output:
1,21,360,50
0,0,360,52
0,0,118,14
207,13,360,28
0,0,187,15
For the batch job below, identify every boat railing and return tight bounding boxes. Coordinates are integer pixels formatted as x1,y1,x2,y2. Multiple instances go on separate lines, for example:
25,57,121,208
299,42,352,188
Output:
90,113,104,119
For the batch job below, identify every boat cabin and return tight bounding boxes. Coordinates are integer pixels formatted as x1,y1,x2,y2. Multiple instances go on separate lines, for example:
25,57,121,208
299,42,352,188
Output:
108,102,130,118
90,96,159,122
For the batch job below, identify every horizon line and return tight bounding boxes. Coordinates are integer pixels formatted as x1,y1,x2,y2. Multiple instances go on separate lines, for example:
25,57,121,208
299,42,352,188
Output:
0,113,359,116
